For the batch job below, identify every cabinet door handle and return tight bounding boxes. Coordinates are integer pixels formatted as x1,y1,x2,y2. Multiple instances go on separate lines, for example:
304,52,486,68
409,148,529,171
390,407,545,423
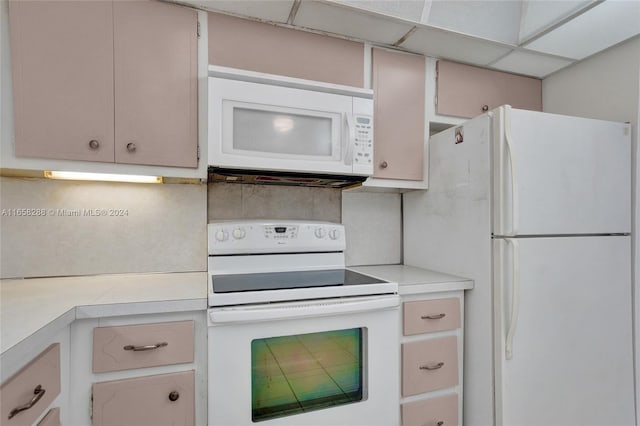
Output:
419,362,444,370
123,342,168,351
421,313,446,320
481,104,489,112
168,391,180,402
380,161,388,169
88,139,100,149
437,422,444,426
126,142,137,152
8,385,45,419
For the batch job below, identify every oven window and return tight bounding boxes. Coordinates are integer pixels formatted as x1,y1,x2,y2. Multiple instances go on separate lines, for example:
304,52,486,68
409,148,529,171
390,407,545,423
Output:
251,328,364,422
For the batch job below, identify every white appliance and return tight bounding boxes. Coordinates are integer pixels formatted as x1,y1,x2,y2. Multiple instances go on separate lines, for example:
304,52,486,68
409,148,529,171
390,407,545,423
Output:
403,106,635,426
207,220,400,426
208,66,374,181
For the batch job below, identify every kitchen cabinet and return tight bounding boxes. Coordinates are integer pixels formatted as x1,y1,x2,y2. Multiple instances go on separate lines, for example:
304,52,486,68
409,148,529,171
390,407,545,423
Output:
0,344,61,425
92,370,195,426
400,295,464,426
69,312,206,426
208,12,364,87
371,47,426,182
436,59,542,119
0,326,70,426
8,0,198,168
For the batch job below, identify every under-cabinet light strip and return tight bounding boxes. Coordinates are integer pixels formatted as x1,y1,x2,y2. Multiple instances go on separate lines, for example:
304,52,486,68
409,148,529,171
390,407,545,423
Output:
44,171,163,184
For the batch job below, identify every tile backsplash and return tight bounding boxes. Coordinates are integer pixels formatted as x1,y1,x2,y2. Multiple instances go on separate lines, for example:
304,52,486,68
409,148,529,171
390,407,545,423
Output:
0,177,402,279
342,191,402,266
0,177,207,279
208,183,341,222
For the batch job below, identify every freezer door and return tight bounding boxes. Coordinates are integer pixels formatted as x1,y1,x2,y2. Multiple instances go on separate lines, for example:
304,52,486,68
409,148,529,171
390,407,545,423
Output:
493,236,634,426
493,106,631,235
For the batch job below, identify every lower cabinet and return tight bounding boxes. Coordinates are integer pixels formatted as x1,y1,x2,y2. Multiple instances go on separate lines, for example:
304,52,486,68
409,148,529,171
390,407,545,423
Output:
92,370,195,426
68,311,207,426
0,344,61,425
400,293,465,426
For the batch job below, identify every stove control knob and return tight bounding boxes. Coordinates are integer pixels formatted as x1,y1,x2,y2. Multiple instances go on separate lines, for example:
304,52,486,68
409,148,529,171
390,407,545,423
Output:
232,227,246,240
215,229,229,242
329,228,341,240
314,227,326,239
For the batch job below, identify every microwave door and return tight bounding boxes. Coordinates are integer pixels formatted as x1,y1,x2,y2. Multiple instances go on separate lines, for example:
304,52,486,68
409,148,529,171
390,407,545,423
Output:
209,77,362,176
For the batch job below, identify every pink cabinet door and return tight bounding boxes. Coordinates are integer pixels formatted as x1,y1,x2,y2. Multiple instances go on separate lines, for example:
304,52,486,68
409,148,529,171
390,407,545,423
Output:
114,0,198,168
92,370,195,426
93,321,195,373
436,59,542,118
401,394,458,426
0,344,61,425
37,407,61,426
9,0,115,162
402,336,458,396
403,298,461,336
372,48,425,181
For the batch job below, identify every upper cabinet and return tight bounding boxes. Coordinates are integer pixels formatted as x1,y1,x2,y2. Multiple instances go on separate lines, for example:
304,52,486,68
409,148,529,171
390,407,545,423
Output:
436,59,542,119
208,12,364,88
9,0,115,163
9,0,198,168
371,48,426,182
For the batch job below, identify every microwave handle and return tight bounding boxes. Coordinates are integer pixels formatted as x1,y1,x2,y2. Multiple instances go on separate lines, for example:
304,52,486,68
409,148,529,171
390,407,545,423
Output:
344,113,355,166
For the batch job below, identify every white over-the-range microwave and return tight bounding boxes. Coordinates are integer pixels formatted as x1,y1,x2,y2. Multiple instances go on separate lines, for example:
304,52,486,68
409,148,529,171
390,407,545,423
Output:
208,66,374,186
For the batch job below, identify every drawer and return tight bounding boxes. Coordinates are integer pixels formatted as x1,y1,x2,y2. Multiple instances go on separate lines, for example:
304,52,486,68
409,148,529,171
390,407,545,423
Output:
402,336,458,396
93,320,194,373
92,370,195,426
402,393,458,426
0,344,61,425
37,407,61,426
403,298,460,336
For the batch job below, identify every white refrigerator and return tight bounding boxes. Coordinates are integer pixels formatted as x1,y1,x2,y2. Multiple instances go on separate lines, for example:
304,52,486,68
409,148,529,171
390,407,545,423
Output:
404,106,635,426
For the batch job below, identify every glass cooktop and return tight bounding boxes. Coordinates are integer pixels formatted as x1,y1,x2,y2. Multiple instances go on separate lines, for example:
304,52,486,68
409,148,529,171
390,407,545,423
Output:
211,269,386,293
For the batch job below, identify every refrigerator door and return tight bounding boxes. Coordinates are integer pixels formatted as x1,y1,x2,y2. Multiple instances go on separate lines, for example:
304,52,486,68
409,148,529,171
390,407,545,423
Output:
493,235,634,426
493,106,631,236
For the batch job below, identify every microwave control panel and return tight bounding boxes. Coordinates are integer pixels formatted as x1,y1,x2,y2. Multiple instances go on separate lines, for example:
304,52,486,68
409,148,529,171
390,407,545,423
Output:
353,115,373,166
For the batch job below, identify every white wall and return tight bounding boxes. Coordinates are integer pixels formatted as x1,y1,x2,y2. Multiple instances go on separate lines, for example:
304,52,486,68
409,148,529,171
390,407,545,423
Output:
542,35,640,423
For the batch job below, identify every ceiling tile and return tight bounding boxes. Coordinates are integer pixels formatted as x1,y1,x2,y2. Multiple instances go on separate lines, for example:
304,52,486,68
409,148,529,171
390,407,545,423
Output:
294,1,415,45
490,50,575,78
327,0,426,23
399,26,512,66
425,0,521,45
186,0,294,23
518,0,592,43
524,0,640,60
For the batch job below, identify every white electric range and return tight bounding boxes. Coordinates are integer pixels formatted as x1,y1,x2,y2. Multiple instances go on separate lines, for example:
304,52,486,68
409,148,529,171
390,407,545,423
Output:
207,220,400,426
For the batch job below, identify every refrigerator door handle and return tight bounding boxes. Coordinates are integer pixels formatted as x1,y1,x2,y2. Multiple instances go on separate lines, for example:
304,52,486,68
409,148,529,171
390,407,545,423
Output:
505,238,520,360
504,107,520,235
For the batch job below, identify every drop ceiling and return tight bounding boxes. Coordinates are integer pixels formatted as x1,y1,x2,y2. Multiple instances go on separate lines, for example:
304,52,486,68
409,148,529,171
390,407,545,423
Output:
185,0,640,79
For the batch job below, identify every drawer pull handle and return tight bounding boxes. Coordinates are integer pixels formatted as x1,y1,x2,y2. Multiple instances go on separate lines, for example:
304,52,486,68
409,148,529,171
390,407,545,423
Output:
421,313,446,320
8,385,45,419
419,362,444,371
437,422,444,426
123,342,168,352
168,391,180,402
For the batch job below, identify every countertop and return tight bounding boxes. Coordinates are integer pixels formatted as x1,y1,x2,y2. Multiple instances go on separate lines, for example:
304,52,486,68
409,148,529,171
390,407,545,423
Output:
1,265,471,358
0,272,208,356
350,264,474,295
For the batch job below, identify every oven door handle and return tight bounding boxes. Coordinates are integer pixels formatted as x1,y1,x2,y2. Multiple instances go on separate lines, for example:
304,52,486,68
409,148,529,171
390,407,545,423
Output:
209,295,400,324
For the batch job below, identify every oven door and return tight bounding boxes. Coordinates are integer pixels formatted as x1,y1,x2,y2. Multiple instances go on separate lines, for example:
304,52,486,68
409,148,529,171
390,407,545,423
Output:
207,295,400,426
